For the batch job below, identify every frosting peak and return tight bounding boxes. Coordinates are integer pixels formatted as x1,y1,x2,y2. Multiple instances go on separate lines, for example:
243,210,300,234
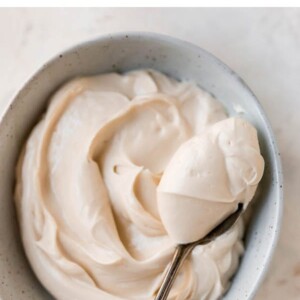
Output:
158,117,264,244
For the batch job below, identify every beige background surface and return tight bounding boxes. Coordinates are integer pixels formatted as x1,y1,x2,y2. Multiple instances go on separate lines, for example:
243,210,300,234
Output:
0,8,298,300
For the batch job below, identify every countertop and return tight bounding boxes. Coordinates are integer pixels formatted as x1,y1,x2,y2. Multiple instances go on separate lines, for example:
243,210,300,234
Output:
0,8,299,300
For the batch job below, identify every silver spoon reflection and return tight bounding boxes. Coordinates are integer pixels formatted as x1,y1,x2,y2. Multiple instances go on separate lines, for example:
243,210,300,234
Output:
154,203,244,300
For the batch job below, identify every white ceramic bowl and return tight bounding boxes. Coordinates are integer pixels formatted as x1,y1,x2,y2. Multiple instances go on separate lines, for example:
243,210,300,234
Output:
0,32,283,300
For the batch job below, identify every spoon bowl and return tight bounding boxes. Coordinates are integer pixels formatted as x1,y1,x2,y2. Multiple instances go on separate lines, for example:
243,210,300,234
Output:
155,203,244,300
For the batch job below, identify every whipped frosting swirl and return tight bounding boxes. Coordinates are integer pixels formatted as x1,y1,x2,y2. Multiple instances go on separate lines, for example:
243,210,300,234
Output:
15,70,263,300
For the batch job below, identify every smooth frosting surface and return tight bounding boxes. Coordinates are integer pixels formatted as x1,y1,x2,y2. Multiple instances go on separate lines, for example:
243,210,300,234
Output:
158,118,264,244
15,70,264,300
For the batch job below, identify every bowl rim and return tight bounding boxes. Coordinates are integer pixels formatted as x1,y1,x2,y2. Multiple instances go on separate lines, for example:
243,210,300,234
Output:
0,31,283,299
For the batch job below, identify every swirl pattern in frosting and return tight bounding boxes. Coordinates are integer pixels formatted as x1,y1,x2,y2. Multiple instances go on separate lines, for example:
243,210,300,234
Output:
15,70,263,300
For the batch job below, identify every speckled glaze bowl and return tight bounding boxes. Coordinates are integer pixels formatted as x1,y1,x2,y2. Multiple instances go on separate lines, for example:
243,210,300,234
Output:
0,32,283,300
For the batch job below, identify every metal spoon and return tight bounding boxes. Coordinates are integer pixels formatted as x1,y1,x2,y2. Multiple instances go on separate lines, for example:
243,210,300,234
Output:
154,203,244,300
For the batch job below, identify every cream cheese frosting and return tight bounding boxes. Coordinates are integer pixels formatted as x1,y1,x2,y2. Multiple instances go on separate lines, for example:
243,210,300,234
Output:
15,69,264,300
157,118,264,244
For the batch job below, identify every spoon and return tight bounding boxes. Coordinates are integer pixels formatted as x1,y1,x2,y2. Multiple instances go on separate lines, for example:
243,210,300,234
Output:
154,203,244,300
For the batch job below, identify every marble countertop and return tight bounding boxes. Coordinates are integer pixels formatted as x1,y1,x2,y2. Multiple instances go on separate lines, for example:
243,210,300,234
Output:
0,8,298,300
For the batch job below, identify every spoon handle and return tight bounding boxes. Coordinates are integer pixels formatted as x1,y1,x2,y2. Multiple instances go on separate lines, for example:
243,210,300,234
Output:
155,244,194,300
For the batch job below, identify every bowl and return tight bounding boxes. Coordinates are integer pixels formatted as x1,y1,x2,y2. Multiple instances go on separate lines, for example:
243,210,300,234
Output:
0,32,283,299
